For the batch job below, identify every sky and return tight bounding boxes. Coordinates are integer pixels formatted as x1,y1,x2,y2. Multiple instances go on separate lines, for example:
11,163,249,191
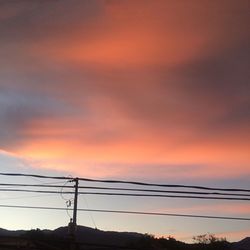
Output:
0,0,249,243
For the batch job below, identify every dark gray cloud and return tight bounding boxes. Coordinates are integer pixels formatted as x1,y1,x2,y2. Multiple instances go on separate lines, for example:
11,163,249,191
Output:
171,42,250,130
0,0,102,43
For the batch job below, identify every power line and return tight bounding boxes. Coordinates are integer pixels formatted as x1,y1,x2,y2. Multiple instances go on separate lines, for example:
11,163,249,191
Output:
0,172,69,180
78,177,250,192
0,183,72,188
0,204,249,221
78,185,250,197
60,180,74,220
1,188,250,201
77,192,250,201
0,188,72,194
80,208,250,221
1,172,249,193
81,195,98,229
1,183,250,197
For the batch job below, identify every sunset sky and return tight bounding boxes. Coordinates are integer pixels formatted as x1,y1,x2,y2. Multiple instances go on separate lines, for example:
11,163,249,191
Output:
0,0,249,242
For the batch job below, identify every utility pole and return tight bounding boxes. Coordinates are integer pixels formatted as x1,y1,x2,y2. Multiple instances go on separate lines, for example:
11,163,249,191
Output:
68,177,79,250
73,177,79,229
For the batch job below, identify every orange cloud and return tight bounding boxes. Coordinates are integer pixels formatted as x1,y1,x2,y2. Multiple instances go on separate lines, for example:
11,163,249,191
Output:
1,0,249,181
29,0,249,69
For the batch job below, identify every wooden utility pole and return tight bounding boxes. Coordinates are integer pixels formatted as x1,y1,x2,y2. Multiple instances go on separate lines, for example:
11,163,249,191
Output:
73,177,79,229
69,177,79,250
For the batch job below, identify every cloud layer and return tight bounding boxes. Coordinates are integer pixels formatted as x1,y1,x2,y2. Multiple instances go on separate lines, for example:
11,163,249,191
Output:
0,0,249,180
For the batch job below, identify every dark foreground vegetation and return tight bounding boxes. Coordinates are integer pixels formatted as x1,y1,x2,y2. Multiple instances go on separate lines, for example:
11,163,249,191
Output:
0,226,249,250
129,234,230,250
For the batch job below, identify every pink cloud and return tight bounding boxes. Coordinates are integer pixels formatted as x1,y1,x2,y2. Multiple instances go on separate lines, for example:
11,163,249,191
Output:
0,0,249,181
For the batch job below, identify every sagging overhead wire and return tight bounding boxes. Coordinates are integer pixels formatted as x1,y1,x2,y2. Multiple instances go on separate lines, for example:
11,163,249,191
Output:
78,177,250,193
81,195,98,229
77,192,250,201
0,172,250,192
60,178,74,220
0,183,250,197
0,172,69,180
0,188,250,201
0,204,249,221
0,188,73,194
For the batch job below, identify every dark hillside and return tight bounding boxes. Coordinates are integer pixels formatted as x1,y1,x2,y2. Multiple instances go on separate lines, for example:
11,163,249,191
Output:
0,226,248,250
231,237,250,250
